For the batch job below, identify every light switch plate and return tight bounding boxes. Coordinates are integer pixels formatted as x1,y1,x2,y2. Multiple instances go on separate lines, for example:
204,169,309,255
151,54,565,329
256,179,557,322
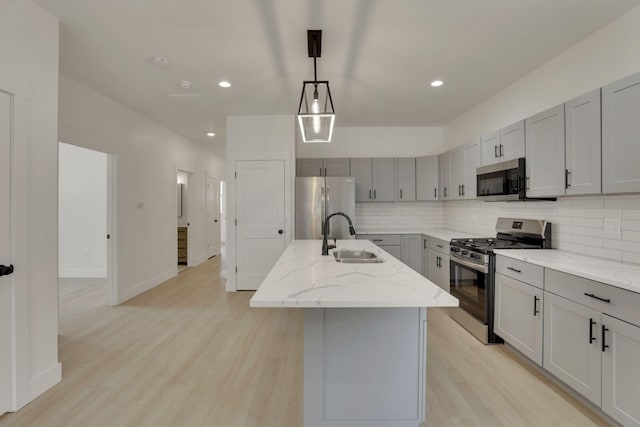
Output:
604,217,621,237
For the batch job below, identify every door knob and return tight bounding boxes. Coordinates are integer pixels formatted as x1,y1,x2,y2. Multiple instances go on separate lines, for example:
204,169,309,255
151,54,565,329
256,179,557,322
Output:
0,265,14,277
214,219,218,222
278,229,284,235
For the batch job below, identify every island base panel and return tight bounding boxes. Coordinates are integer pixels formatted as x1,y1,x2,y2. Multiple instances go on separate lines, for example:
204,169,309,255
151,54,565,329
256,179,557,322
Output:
304,307,427,427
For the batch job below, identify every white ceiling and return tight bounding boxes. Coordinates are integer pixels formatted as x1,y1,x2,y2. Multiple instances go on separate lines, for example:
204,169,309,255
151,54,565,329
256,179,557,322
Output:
35,0,640,151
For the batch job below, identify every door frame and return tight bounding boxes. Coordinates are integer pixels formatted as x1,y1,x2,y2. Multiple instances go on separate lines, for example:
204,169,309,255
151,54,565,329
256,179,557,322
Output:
175,168,196,267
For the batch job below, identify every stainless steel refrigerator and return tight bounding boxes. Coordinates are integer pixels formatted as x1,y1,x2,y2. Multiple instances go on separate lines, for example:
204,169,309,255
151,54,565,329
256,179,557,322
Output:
295,177,356,240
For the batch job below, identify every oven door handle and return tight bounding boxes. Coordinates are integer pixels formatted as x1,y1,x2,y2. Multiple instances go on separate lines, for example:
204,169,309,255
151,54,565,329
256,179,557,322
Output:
450,253,489,274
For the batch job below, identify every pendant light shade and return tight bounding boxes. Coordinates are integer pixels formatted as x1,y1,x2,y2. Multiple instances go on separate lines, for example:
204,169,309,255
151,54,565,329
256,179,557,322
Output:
297,30,335,143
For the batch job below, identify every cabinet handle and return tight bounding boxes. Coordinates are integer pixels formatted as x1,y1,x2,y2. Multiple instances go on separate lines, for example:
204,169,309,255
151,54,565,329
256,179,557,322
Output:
436,244,443,249
602,325,609,352
589,318,596,344
400,189,403,199
565,169,571,189
507,266,521,273
324,168,327,176
372,239,383,242
369,189,372,200
494,145,499,158
461,184,465,196
424,240,427,249
444,187,447,198
500,144,504,157
434,188,437,198
533,295,540,316
584,292,611,303
526,176,530,191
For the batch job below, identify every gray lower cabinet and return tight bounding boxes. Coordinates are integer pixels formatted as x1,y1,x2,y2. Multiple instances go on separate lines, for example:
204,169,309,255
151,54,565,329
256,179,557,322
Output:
416,156,439,201
357,234,402,260
396,158,416,201
525,104,566,197
494,272,543,365
401,234,422,273
602,70,640,194
427,238,450,293
565,90,602,195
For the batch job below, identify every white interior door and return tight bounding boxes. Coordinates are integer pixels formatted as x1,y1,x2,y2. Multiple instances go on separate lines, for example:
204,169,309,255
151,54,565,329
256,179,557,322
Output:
206,176,220,258
235,160,286,291
1,90,13,415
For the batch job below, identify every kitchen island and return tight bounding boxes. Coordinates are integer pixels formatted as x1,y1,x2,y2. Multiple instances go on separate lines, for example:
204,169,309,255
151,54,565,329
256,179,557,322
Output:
250,239,458,427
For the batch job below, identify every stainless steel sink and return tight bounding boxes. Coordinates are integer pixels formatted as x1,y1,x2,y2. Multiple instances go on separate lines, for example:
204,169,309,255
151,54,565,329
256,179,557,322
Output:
333,250,384,263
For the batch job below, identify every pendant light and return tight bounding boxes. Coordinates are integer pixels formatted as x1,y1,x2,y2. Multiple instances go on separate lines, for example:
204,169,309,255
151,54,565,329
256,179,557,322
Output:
297,30,335,143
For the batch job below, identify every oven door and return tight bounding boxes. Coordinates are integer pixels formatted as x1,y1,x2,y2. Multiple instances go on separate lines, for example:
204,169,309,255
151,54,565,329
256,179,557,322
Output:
449,255,489,324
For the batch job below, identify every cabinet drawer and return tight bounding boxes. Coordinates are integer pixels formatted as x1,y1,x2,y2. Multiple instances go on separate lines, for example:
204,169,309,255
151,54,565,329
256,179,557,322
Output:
545,268,640,327
495,256,544,289
428,238,449,254
358,234,402,246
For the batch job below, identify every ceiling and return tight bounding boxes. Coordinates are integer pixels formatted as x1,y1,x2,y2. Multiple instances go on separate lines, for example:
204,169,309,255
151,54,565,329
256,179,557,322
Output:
35,0,640,151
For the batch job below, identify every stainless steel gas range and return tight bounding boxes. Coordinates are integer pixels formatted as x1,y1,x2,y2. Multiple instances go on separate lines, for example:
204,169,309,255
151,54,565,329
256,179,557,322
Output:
448,218,551,344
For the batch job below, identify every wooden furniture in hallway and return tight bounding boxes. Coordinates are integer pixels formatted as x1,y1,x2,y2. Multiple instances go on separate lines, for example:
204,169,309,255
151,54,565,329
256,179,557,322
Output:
177,226,187,264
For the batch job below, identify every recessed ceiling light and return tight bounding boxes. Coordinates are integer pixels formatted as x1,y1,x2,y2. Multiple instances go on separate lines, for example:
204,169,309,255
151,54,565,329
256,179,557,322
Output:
218,81,231,88
206,132,216,137
147,56,171,68
430,80,444,87
178,80,192,90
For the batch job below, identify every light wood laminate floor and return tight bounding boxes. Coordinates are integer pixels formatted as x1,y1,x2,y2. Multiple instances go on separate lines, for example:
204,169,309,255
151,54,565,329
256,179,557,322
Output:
0,256,610,427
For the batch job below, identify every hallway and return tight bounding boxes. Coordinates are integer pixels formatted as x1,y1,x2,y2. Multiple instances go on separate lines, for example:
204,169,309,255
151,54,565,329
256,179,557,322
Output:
0,256,607,427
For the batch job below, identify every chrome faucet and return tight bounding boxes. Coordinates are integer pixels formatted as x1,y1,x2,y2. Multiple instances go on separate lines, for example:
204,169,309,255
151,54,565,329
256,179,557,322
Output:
322,212,356,255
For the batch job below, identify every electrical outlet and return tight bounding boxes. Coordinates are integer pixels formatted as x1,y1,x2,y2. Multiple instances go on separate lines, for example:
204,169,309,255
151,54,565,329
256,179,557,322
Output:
604,217,621,236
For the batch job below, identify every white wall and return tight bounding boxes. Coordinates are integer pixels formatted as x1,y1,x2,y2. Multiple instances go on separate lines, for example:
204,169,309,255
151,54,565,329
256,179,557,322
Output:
356,202,443,233
296,126,443,158
226,115,295,291
0,0,60,408
444,4,640,149
59,74,225,304
58,143,107,278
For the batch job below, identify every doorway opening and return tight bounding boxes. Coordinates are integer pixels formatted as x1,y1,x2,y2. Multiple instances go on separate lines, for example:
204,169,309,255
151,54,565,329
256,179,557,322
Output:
177,170,192,272
58,142,115,325
220,180,227,247
206,175,220,259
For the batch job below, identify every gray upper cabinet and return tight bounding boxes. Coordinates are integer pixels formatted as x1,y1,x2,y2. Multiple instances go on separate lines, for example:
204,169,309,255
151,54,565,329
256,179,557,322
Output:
350,158,396,202
481,131,501,166
565,90,602,196
464,141,481,199
372,158,396,201
500,120,526,161
481,121,524,167
603,71,640,194
323,158,350,177
449,147,466,200
439,152,451,200
416,156,439,201
525,104,566,197
296,158,324,177
396,158,416,201
296,158,350,177
350,158,373,202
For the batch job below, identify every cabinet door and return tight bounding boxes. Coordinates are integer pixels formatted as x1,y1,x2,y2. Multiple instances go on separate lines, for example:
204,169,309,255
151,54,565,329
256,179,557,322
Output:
439,153,450,200
464,141,480,199
602,314,640,427
396,158,416,201
296,158,324,177
525,104,566,197
449,148,466,200
416,156,439,201
543,292,602,406
350,158,373,202
565,90,602,196
401,234,422,273
481,131,501,166
602,71,640,194
494,273,543,365
323,158,350,177
380,245,401,260
428,251,449,293
499,120,525,161
421,239,429,277
371,158,396,202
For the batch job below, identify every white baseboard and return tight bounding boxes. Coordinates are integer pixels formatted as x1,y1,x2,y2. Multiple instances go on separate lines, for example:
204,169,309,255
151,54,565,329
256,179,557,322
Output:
59,268,107,278
191,254,207,266
117,268,176,304
29,362,62,404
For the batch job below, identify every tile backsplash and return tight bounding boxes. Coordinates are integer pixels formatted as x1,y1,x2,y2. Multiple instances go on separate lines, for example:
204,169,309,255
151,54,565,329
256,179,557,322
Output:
443,195,640,264
355,202,443,232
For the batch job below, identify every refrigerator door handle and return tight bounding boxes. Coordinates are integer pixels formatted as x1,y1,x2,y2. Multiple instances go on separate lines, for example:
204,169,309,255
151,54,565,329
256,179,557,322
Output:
325,185,330,236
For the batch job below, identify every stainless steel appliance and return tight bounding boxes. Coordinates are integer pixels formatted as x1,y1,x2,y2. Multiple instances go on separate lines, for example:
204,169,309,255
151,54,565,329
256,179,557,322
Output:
449,218,551,344
295,176,356,240
476,158,526,201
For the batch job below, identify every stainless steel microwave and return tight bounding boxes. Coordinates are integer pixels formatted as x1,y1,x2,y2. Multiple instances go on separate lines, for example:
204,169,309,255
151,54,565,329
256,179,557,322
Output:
476,158,526,201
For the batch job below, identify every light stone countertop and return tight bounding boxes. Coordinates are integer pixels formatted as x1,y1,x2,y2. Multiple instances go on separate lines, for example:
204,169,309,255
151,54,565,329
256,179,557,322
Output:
250,239,460,308
356,228,482,242
494,249,640,294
